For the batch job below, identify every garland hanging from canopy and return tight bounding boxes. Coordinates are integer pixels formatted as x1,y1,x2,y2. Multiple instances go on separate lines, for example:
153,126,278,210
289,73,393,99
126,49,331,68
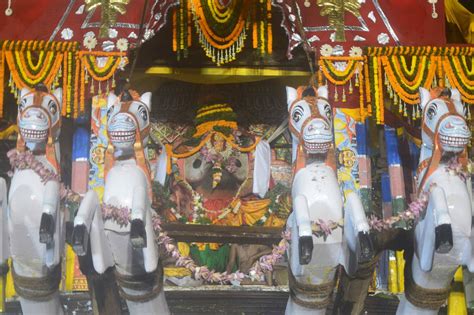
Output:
443,56,474,104
318,56,366,121
365,46,474,124
0,40,78,118
172,0,272,65
78,51,127,117
0,40,126,119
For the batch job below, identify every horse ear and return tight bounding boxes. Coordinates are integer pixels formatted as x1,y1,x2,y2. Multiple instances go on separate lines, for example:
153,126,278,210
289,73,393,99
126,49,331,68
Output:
20,87,31,99
53,88,63,109
140,92,152,110
107,92,118,109
317,85,328,100
450,88,461,102
419,87,430,110
286,86,297,111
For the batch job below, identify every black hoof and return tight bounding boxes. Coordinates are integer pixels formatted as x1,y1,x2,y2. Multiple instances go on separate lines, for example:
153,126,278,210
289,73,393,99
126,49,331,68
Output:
39,213,55,244
298,236,313,265
72,224,89,256
357,232,375,264
435,224,453,254
130,219,147,249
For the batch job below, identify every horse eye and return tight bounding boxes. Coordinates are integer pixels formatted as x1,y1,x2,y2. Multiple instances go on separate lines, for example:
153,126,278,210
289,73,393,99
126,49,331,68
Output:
18,103,25,112
49,102,57,115
140,108,148,121
325,106,331,119
427,106,436,119
292,111,302,123
193,158,202,169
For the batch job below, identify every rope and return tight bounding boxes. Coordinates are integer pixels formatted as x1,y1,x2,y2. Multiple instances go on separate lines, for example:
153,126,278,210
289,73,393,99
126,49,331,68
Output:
404,261,450,310
288,267,334,309
115,263,164,303
12,263,61,301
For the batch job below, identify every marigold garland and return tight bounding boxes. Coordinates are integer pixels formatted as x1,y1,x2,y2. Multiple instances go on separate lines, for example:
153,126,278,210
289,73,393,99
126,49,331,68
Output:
443,56,474,104
319,58,362,85
173,0,272,65
78,51,127,116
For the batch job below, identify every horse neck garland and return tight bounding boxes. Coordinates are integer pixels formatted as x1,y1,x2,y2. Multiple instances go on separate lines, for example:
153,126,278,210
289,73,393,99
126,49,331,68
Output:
287,85,336,173
104,90,153,198
16,86,63,174
416,87,471,192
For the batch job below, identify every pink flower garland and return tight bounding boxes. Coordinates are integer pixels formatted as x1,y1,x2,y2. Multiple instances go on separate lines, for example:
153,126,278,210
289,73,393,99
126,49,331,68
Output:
102,203,289,284
7,149,81,203
367,190,429,232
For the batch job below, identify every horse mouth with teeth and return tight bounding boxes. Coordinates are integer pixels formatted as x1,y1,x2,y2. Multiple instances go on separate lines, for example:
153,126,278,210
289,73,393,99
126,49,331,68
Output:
439,134,470,151
303,140,332,154
19,127,49,142
108,130,136,144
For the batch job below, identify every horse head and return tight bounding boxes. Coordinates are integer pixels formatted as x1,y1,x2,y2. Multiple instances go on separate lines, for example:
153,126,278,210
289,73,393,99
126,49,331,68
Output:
106,90,152,156
419,87,471,154
17,85,62,148
287,85,333,168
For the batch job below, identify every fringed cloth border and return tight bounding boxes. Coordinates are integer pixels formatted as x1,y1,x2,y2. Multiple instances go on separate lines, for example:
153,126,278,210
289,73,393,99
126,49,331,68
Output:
288,267,335,309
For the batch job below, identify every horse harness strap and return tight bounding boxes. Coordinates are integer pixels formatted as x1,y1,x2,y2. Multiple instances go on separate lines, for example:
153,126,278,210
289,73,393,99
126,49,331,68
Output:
417,96,465,193
12,263,61,301
288,267,334,309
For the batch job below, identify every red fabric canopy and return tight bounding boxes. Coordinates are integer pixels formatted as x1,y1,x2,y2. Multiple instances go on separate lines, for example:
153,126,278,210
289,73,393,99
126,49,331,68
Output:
273,0,446,58
0,0,178,50
0,0,446,56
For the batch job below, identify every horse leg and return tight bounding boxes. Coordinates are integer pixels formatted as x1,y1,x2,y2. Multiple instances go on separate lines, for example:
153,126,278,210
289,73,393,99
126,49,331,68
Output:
286,208,341,315
73,191,121,314
397,254,456,315
332,265,374,315
293,195,313,265
285,241,341,315
343,192,374,276
106,208,169,315
130,186,147,249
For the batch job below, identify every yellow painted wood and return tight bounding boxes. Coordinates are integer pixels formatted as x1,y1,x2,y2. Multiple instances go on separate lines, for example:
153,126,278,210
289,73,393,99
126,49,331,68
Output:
0,276,5,313
64,245,75,291
145,66,311,77
448,267,467,315
5,259,15,298
388,252,399,293
396,251,405,292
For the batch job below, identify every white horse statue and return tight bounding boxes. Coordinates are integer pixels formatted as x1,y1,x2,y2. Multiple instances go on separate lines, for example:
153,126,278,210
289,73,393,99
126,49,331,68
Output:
285,85,374,315
72,90,170,314
7,86,65,314
0,177,8,279
397,87,473,314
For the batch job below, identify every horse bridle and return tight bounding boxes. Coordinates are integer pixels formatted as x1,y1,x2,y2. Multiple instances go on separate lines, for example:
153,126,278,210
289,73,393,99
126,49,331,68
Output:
288,95,332,145
105,93,153,199
18,90,62,141
417,94,467,193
